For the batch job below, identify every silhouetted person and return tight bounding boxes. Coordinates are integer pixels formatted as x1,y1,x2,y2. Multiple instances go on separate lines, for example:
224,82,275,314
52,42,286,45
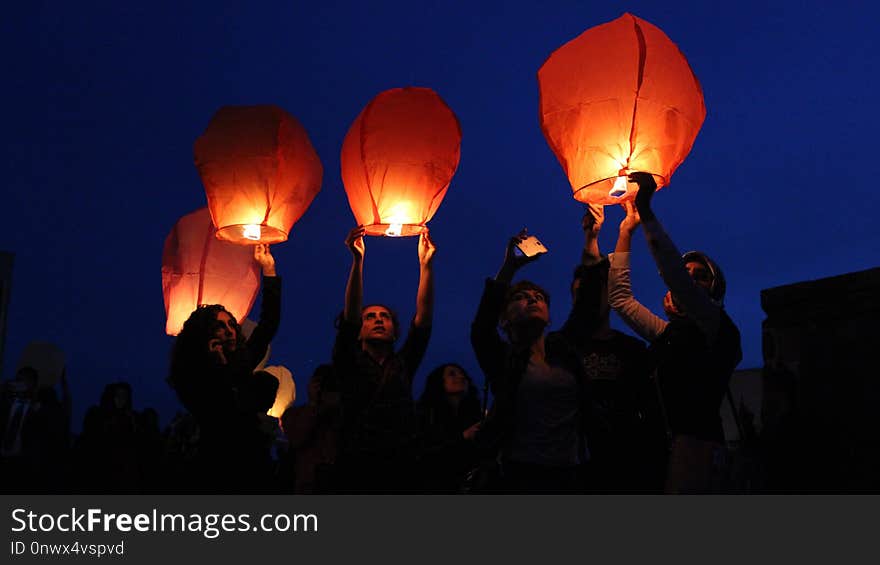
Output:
281,365,341,494
74,382,158,493
167,244,280,493
0,367,68,492
471,230,590,493
416,363,482,493
567,205,666,493
332,226,435,493
161,411,201,492
609,173,742,493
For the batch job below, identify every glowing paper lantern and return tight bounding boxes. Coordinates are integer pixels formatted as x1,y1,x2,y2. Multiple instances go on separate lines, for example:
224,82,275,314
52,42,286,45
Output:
538,13,706,204
194,105,323,244
263,365,296,418
161,207,260,336
341,87,461,237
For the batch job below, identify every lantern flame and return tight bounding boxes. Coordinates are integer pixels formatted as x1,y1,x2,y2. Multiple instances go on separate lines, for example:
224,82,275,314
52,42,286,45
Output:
609,176,628,198
243,224,262,241
385,223,403,237
382,203,411,237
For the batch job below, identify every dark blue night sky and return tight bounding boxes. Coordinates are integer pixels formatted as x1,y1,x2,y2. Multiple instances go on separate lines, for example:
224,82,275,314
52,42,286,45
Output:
2,1,877,431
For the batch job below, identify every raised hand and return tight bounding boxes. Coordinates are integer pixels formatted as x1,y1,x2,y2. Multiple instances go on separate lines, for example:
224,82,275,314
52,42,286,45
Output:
629,172,657,217
254,244,276,276
418,230,436,267
582,203,605,238
497,228,543,283
619,200,641,235
345,226,366,261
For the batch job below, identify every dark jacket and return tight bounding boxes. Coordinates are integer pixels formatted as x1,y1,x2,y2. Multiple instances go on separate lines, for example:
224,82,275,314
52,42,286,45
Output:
470,277,591,463
169,276,281,491
651,312,742,442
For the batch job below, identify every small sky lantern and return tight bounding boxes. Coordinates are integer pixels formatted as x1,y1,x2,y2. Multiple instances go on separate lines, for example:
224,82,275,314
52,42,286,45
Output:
538,13,706,204
263,365,296,419
341,87,461,237
194,105,323,244
161,207,260,336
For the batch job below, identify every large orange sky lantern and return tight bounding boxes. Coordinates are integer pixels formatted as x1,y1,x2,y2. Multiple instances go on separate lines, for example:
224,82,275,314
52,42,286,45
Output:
341,87,461,237
194,105,323,244
538,13,706,204
162,207,260,336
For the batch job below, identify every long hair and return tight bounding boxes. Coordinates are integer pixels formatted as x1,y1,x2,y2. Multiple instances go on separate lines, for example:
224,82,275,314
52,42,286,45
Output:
168,304,245,391
418,363,481,412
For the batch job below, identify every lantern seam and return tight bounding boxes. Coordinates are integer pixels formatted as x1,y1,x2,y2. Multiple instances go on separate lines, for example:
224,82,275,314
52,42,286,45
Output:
359,95,382,227
626,15,647,171
267,106,282,232
196,216,215,307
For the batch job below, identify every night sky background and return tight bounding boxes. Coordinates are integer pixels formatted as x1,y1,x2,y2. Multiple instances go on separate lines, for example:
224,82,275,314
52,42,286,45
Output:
2,1,877,432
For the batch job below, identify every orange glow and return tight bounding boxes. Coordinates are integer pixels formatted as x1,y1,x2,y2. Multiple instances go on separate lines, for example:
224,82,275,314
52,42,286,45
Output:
341,87,461,237
538,13,706,204
263,365,295,418
162,207,260,336
242,224,262,241
609,174,629,198
194,105,323,244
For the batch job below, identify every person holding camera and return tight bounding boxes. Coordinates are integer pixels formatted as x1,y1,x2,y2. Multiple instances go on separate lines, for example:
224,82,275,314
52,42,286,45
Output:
470,230,590,493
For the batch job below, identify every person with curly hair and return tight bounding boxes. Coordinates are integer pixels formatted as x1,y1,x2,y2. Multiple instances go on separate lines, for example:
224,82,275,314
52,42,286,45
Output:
167,244,280,492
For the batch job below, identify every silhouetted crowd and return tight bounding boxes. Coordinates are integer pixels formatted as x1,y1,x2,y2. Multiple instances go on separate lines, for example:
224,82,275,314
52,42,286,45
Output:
2,177,783,494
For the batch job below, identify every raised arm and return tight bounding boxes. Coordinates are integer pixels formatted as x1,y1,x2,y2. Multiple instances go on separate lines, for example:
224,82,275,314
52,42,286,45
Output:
561,206,606,338
495,229,543,284
343,226,366,325
631,173,721,340
581,204,604,266
608,199,668,341
413,231,435,328
472,232,542,389
247,244,281,361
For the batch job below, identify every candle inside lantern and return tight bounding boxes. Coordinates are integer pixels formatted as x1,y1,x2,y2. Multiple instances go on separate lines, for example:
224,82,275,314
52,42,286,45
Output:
609,175,628,198
243,224,262,241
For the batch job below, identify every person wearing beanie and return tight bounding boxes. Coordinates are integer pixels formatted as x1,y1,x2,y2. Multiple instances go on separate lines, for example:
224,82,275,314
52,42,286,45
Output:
608,173,742,494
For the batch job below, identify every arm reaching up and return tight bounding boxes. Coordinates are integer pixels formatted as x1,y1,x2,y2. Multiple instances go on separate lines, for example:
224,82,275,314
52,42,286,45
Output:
343,226,366,325
414,231,436,328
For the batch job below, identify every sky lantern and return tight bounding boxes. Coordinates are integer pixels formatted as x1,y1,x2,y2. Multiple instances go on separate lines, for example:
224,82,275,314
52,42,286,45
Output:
263,365,296,419
194,105,323,244
538,13,706,204
341,87,461,237
161,207,260,336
